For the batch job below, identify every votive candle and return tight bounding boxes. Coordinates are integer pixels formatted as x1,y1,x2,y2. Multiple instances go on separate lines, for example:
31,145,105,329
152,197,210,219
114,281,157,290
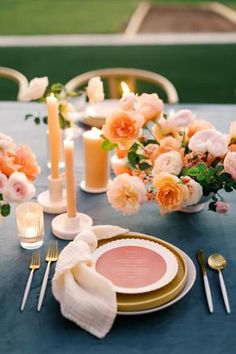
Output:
47,94,62,179
83,128,109,189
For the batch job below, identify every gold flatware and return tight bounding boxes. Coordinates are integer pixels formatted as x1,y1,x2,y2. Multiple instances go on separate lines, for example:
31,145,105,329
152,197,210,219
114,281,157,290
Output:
208,253,231,314
37,241,58,312
197,249,214,313
21,251,41,311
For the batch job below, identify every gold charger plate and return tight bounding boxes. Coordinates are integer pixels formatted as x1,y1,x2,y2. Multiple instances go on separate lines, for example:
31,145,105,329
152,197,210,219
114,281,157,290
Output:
98,232,187,312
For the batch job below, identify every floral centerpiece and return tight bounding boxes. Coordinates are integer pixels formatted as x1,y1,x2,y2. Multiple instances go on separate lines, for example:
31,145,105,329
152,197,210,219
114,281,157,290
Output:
0,133,40,221
100,90,236,215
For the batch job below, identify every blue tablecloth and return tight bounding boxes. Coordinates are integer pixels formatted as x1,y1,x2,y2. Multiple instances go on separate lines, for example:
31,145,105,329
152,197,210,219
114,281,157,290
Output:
0,102,236,354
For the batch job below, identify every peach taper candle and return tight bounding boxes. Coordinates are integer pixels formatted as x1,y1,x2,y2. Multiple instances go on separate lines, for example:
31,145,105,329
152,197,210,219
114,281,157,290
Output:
64,138,77,217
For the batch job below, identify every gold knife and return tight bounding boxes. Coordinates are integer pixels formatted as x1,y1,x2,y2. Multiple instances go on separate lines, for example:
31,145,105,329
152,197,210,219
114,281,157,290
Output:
197,249,214,313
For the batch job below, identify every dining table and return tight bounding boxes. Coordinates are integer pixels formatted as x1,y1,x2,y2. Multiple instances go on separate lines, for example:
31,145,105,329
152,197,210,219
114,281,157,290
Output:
0,102,236,354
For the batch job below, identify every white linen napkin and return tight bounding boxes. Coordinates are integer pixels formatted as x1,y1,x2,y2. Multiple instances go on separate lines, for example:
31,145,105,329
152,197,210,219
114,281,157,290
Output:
52,225,129,338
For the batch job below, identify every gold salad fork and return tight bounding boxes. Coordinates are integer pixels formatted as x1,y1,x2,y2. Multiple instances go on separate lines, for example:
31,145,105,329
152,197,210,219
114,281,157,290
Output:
37,241,58,311
21,251,41,311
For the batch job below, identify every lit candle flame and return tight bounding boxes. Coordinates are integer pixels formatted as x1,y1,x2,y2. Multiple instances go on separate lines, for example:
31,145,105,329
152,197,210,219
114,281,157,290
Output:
121,82,130,96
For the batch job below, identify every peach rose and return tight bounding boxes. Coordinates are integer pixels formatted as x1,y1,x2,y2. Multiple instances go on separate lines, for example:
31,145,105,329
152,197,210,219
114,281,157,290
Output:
14,145,40,181
188,119,215,138
189,129,229,157
224,152,236,179
0,133,15,153
19,77,49,101
0,152,19,177
136,93,163,122
86,77,104,103
153,172,187,214
111,156,131,176
107,173,147,215
2,171,35,203
160,136,181,151
181,177,203,207
102,110,144,150
152,150,183,176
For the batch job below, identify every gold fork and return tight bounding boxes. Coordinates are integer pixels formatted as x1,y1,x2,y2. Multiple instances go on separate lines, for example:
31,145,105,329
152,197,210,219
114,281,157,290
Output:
37,241,58,311
21,251,41,311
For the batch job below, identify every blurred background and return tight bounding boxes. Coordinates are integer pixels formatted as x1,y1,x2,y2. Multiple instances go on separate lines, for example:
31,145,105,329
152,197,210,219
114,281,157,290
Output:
0,0,236,103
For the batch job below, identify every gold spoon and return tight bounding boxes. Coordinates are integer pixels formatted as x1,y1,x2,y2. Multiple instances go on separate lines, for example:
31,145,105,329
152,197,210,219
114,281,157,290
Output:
208,254,231,314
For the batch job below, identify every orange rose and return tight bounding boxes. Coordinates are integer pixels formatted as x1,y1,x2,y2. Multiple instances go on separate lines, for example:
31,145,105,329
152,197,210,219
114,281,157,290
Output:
102,110,144,150
188,119,215,138
0,151,19,177
13,145,40,181
153,172,187,214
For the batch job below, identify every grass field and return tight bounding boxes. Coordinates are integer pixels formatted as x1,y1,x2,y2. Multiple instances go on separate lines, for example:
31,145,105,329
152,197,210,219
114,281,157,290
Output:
1,44,236,103
0,0,235,35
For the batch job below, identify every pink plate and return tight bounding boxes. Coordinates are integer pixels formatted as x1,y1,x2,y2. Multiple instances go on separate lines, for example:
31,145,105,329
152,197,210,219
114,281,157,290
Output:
93,238,178,294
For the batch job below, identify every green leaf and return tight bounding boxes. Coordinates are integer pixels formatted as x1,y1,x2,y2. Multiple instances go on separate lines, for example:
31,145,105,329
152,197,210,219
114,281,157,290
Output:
50,83,63,94
101,139,117,151
139,162,152,171
0,193,3,201
143,139,159,146
208,201,216,212
219,172,232,182
215,164,224,174
25,113,33,120
139,155,148,160
34,117,40,125
128,151,140,168
130,143,139,152
1,204,11,217
198,163,207,172
43,116,48,124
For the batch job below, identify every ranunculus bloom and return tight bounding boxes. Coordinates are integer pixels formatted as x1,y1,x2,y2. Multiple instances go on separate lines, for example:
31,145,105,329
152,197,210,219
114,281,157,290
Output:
189,129,229,157
13,145,40,181
0,133,15,153
2,172,35,203
107,173,147,215
224,152,236,179
119,93,138,111
136,93,163,122
215,201,229,214
152,150,183,176
0,172,7,192
102,110,144,150
153,172,187,214
19,77,49,101
188,119,215,138
181,177,203,207
86,77,104,103
169,109,195,128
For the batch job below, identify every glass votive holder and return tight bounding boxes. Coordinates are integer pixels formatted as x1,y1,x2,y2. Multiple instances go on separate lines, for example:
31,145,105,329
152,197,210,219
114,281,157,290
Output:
16,202,44,250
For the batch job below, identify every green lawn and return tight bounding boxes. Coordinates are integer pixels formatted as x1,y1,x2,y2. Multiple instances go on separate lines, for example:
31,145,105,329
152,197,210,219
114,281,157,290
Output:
0,44,236,103
0,0,235,35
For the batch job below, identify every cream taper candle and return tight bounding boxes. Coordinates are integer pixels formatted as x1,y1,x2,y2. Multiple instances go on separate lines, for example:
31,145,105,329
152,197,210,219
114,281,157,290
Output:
83,127,109,190
64,138,77,217
47,94,62,179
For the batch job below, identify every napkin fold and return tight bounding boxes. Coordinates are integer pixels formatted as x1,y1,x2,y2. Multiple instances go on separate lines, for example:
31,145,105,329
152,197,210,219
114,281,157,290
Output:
52,225,129,338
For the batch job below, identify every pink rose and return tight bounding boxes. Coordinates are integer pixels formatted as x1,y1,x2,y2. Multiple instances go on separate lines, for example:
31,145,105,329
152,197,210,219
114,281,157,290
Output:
152,150,183,176
216,201,229,214
107,173,147,215
181,177,203,207
86,77,104,103
2,171,35,203
224,152,236,179
0,172,7,192
102,110,144,150
169,109,195,128
189,129,229,157
19,77,49,101
136,93,163,122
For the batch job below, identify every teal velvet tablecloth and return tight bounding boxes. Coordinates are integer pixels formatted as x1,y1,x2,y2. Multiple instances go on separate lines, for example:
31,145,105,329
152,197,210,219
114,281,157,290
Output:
0,103,236,354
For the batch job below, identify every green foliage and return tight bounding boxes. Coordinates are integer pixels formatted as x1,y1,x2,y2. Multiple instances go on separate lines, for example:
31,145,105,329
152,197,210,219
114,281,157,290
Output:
101,139,117,151
182,163,236,196
1,203,11,217
127,147,152,171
